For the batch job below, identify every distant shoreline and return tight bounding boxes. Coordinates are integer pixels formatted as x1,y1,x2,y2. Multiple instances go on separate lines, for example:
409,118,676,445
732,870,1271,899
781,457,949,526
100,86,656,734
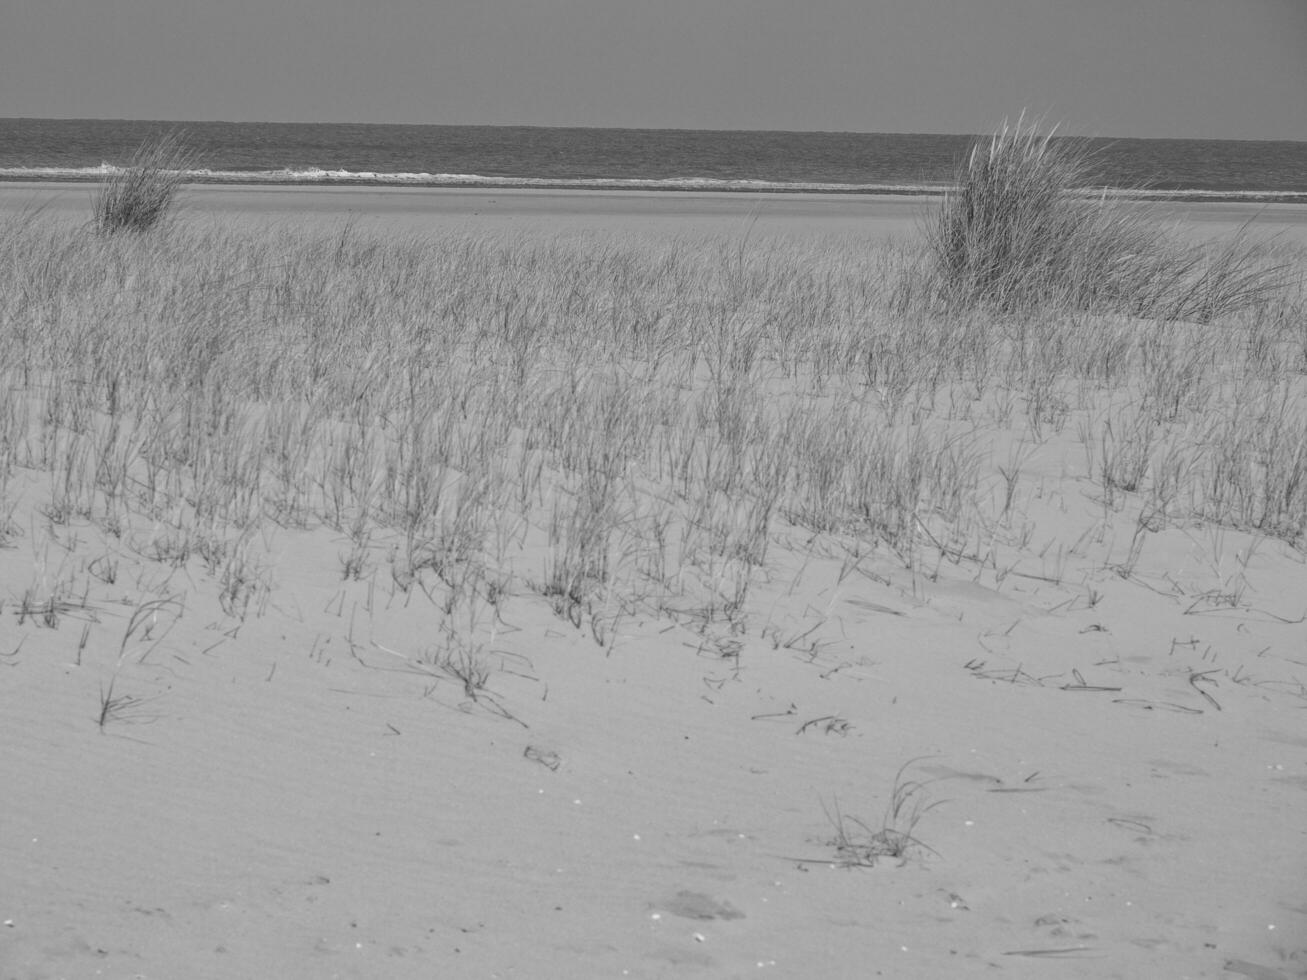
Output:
2,173,1307,205
0,172,947,196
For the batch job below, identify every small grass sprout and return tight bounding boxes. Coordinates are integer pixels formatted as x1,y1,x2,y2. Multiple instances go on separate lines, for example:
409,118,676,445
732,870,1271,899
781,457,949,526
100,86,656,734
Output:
822,758,946,866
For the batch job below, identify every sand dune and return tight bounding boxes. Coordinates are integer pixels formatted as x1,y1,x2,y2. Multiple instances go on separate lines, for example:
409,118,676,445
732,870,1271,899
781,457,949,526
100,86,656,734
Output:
1,186,1305,979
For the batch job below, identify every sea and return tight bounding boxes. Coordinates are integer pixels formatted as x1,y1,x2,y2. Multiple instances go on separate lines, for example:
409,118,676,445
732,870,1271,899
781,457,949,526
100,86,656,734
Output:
1,118,1305,201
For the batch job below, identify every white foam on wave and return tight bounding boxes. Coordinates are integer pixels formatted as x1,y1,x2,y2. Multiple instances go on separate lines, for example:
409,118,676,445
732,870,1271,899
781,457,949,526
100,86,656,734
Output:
0,163,942,194
1,165,1304,201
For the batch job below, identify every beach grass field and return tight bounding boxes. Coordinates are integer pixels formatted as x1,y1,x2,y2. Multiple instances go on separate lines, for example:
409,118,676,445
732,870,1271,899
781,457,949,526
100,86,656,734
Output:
2,148,1307,976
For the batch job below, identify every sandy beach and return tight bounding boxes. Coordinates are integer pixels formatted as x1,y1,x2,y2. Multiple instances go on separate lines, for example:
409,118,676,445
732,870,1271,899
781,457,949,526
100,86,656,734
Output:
2,182,1306,980
5,180,1307,242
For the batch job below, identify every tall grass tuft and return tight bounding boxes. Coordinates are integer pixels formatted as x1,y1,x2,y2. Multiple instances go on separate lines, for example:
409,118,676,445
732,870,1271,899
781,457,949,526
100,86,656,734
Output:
925,114,1288,320
93,131,199,235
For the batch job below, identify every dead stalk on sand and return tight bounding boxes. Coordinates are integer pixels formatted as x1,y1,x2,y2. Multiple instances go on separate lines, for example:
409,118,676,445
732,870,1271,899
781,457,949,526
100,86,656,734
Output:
95,596,181,730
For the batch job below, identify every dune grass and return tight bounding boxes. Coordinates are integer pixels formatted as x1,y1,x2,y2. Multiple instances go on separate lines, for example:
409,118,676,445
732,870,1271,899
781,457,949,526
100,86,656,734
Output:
925,115,1291,321
0,139,1305,666
92,131,199,234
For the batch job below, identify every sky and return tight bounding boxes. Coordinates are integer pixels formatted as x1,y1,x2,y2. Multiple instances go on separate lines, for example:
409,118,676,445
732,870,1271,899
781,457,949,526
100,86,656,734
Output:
2,0,1305,140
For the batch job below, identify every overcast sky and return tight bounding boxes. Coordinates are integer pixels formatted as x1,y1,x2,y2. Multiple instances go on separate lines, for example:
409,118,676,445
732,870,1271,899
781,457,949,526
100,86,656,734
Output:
2,0,1304,139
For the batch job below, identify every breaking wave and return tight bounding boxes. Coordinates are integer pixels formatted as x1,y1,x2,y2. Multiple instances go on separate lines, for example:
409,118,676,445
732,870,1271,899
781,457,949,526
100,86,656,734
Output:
2,163,1304,202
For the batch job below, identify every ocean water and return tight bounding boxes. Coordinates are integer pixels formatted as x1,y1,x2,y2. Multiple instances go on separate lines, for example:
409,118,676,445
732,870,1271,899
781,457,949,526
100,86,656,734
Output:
1,118,1304,199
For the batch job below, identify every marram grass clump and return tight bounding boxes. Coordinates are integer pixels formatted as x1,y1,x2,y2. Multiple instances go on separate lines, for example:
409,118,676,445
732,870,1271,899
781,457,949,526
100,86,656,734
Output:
926,114,1288,321
93,131,199,234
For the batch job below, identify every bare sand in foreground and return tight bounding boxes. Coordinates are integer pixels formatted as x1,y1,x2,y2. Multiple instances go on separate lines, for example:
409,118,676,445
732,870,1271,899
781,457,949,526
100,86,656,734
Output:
1,184,1306,980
